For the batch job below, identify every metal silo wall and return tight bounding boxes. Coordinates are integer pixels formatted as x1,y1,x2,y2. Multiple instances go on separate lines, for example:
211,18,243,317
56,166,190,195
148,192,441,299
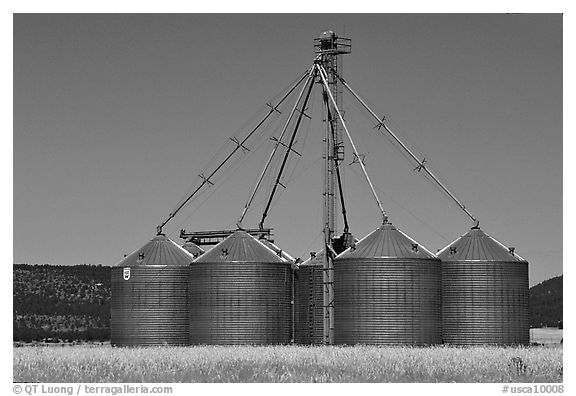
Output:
294,265,324,344
110,266,190,346
189,262,292,345
334,258,442,345
441,261,529,345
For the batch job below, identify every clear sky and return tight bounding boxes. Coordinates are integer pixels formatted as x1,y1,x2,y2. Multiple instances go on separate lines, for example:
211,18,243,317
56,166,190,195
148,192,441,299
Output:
13,14,562,286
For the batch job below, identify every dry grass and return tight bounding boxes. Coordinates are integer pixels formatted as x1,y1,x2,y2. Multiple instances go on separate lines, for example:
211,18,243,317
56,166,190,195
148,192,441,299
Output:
13,345,563,383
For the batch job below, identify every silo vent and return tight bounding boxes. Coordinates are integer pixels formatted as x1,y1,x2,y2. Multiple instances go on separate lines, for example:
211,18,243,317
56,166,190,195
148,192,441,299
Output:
276,249,283,257
346,234,357,251
508,247,515,255
310,252,316,258
411,243,419,252
221,248,228,258
137,253,145,262
450,247,457,255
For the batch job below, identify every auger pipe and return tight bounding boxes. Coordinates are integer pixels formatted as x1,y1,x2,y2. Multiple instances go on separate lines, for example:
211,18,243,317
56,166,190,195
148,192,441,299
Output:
336,74,479,227
325,96,350,234
237,68,317,229
259,68,318,230
316,62,388,225
156,70,311,235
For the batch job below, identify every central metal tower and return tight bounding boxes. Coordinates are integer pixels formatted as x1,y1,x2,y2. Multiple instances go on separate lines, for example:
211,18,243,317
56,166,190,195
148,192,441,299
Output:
314,31,351,344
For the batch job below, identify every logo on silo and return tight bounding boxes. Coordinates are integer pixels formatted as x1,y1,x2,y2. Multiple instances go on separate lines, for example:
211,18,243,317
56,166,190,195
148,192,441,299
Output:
123,267,131,281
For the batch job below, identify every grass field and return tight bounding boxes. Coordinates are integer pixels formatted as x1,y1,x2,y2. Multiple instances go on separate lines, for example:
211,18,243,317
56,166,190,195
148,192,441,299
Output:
13,345,562,383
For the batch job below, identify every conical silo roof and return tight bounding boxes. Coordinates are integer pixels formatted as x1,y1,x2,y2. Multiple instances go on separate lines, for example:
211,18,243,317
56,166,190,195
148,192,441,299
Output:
195,230,285,263
337,222,436,259
114,234,195,266
437,226,526,261
182,240,205,257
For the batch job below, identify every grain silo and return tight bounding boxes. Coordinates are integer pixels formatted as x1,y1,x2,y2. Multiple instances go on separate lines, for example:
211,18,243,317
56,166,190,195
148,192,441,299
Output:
188,230,293,345
334,222,442,345
111,234,194,346
294,249,325,344
438,226,529,345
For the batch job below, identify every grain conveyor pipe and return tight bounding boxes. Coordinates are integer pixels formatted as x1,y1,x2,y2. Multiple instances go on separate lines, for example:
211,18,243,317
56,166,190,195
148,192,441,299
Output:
316,62,389,225
155,70,310,235
237,67,317,229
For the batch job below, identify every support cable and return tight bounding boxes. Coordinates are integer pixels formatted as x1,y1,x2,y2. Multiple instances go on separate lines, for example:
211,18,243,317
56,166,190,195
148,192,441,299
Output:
336,74,480,228
316,62,389,225
237,68,316,229
259,68,318,230
155,69,310,235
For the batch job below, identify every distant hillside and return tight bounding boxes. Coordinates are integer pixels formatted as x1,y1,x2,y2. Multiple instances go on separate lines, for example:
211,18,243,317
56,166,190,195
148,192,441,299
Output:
13,264,111,342
529,275,563,328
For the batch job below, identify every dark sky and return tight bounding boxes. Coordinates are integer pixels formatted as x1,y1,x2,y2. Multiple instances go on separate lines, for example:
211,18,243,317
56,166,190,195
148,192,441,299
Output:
13,14,562,286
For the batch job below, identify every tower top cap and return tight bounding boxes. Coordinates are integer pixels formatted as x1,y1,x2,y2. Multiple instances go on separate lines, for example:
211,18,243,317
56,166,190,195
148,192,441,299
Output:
320,30,336,38
314,32,351,55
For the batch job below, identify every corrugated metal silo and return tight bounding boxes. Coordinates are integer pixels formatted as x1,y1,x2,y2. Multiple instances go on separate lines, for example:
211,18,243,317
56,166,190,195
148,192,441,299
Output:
111,234,194,346
334,222,442,345
294,249,325,344
189,230,293,345
438,226,529,345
